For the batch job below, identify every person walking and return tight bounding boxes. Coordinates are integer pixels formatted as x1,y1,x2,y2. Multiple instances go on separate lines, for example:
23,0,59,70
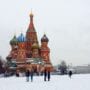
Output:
47,70,50,81
25,70,30,82
16,70,19,77
68,70,72,78
44,69,47,81
30,69,34,82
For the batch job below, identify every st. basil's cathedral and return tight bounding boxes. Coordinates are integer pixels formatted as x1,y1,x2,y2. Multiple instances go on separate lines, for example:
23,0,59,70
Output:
6,12,53,73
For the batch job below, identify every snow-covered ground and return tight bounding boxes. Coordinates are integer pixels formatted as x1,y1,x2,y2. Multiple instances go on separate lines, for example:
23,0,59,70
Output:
0,74,90,90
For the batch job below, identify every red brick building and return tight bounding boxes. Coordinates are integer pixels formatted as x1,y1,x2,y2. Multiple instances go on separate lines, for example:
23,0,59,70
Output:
7,12,53,73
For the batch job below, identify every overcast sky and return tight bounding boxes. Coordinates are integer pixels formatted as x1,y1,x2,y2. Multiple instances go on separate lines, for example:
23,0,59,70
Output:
0,0,90,66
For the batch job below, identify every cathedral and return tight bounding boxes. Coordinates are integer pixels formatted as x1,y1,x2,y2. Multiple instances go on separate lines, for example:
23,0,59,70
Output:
6,12,53,73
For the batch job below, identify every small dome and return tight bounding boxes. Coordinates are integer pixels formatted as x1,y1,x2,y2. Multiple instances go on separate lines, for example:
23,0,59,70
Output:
32,43,39,49
17,33,26,42
10,35,18,45
41,34,49,42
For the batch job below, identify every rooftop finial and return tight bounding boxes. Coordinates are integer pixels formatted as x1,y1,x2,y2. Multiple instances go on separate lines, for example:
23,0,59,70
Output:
14,32,16,36
30,9,33,16
44,32,46,35
13,31,17,38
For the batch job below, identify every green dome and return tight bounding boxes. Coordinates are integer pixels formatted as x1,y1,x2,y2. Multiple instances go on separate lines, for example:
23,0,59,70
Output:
10,35,18,45
32,42,39,49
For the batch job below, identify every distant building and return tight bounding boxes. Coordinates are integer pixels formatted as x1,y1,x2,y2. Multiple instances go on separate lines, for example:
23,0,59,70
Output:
66,64,90,74
72,65,90,74
54,64,90,75
6,12,53,73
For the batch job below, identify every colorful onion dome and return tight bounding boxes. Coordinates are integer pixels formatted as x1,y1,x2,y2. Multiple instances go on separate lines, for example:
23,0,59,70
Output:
10,35,18,45
17,33,26,42
41,34,49,42
32,42,39,49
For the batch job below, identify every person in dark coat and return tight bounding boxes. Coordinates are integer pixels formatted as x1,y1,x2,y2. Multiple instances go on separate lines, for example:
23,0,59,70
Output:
30,69,34,82
16,70,19,77
47,70,50,81
68,71,72,78
25,70,30,82
44,69,47,81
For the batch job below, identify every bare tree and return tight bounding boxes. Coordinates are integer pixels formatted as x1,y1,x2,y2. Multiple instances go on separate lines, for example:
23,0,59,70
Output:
58,60,67,75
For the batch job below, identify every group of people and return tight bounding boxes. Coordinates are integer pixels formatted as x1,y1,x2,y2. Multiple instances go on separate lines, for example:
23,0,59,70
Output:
16,69,72,82
25,68,51,82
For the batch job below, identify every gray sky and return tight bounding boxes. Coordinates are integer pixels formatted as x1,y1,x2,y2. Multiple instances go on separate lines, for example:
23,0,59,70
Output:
0,0,90,66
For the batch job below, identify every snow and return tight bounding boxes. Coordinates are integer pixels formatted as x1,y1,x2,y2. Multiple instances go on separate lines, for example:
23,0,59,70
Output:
0,74,90,90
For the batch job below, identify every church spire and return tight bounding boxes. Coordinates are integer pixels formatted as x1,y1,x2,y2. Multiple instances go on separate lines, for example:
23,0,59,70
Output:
27,11,35,32
29,10,33,23
26,11,39,57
